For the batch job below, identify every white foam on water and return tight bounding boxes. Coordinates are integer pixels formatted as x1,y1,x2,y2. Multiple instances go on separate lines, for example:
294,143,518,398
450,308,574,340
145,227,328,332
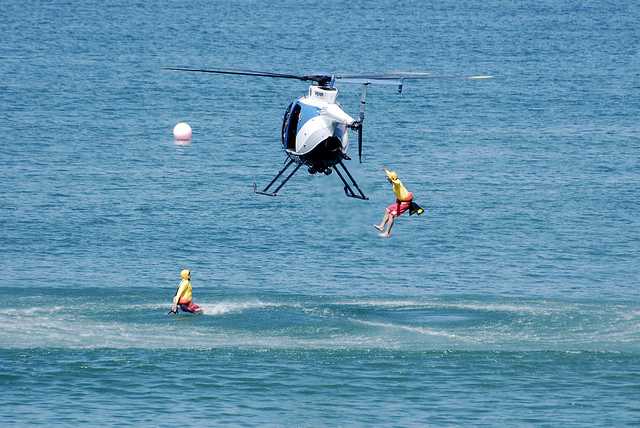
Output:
0,313,395,350
122,303,169,310
334,299,429,308
349,318,459,339
0,305,68,316
121,300,297,315
198,300,294,316
333,298,563,315
1,297,637,352
440,302,561,316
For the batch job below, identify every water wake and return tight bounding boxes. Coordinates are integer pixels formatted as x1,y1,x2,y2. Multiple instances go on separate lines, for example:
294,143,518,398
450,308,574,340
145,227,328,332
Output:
0,296,637,352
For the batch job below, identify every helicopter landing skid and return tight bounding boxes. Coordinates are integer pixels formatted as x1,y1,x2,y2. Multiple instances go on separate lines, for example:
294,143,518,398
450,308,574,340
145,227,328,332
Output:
254,159,302,196
334,160,368,200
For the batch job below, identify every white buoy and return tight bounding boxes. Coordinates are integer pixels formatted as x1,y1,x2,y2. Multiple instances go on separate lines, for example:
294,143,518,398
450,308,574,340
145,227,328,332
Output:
173,122,192,141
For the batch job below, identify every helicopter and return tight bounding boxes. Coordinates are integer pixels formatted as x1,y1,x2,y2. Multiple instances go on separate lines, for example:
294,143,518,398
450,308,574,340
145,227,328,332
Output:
165,67,492,200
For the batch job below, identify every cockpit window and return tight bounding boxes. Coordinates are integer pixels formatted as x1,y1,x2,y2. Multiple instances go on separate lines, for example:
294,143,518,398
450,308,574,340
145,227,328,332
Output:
283,103,301,151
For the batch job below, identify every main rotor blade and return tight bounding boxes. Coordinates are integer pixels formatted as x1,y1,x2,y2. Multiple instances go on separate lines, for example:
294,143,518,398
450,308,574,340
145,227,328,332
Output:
337,72,433,80
335,72,493,85
164,67,331,84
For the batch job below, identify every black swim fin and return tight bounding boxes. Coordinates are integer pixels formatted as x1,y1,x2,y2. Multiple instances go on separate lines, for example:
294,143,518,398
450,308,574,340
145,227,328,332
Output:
409,202,425,216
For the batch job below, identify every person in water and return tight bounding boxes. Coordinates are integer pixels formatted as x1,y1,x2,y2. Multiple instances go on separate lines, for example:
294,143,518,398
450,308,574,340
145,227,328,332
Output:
170,269,201,314
374,168,424,238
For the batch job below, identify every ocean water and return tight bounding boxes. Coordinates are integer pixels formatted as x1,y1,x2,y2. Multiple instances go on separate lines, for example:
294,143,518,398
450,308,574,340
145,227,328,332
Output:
1,0,639,426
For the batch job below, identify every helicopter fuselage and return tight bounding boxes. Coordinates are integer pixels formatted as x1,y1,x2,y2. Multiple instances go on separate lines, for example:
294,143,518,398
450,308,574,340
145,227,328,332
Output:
281,85,356,174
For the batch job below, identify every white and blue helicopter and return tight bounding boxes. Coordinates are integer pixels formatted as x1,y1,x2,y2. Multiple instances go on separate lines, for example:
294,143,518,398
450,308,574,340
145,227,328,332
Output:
165,67,491,200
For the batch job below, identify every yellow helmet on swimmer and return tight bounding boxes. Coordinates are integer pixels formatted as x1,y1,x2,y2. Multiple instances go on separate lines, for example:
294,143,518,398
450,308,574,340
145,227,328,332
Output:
180,269,191,280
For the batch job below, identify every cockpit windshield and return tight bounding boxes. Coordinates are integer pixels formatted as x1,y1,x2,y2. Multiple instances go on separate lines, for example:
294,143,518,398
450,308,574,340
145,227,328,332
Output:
282,102,301,151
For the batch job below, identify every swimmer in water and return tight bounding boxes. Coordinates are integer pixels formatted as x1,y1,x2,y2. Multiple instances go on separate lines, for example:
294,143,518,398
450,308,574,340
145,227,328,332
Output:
170,269,201,314
374,168,424,238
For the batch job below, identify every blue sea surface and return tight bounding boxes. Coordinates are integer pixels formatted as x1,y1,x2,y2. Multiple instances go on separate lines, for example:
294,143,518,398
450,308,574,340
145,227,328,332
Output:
1,0,639,426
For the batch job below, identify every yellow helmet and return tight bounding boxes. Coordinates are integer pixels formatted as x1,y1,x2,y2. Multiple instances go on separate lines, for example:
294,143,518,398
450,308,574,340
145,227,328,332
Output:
180,269,191,280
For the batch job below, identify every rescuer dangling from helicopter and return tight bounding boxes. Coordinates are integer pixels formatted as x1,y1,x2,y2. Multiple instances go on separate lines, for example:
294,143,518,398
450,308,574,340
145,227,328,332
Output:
374,168,424,238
